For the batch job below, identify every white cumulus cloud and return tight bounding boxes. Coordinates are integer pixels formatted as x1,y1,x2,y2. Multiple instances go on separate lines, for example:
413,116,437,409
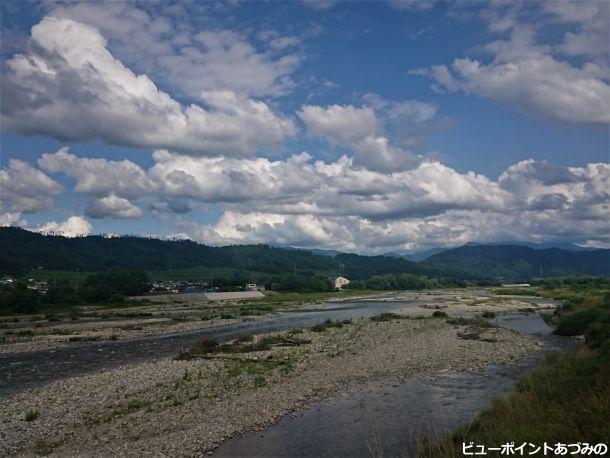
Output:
413,14,610,125
0,159,63,213
34,216,92,238
2,17,296,157
85,195,142,220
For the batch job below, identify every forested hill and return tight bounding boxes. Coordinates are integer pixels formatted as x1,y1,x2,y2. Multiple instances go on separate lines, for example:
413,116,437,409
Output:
0,227,465,280
426,244,610,280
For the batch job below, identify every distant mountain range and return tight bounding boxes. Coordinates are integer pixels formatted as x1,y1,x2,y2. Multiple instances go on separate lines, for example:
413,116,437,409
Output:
0,227,465,281
1,227,607,281
395,241,597,262
425,244,610,280
462,241,598,252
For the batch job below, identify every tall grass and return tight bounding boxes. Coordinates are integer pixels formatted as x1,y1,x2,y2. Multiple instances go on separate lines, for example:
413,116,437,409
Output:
418,350,610,457
419,283,610,457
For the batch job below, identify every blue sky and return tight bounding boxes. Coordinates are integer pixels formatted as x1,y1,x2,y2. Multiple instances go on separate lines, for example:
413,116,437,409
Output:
1,0,609,252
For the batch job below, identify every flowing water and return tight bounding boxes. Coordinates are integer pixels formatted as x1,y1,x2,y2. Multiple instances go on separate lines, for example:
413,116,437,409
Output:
0,293,562,401
0,295,434,397
213,312,573,458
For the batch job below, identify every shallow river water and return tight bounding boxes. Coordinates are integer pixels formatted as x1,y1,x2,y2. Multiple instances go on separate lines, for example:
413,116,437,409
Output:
0,294,447,397
213,312,573,458
0,293,562,401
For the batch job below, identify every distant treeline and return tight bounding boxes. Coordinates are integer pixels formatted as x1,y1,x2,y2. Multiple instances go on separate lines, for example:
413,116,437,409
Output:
0,269,151,314
0,227,469,281
345,273,477,290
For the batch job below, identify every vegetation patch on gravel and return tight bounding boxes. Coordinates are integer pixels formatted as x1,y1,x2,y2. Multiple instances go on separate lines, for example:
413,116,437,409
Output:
0,312,539,457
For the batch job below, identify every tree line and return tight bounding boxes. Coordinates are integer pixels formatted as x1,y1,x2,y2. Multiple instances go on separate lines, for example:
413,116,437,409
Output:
0,269,151,314
345,273,468,290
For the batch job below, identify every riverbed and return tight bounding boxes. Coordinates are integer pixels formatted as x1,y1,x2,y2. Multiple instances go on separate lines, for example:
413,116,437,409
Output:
213,313,573,457
0,292,478,397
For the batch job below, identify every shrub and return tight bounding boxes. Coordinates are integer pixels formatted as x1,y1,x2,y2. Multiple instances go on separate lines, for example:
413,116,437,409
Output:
481,311,496,319
432,311,448,318
310,319,346,332
25,410,39,422
196,335,219,349
555,309,603,336
370,312,401,322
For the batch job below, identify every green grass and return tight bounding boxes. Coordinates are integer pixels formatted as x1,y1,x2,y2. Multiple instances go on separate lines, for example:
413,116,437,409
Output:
178,331,310,358
418,350,610,457
226,355,295,379
420,283,610,457
540,287,610,349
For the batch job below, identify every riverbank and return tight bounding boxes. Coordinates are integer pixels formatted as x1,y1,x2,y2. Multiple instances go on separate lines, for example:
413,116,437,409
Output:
419,281,610,457
0,290,382,355
0,313,539,457
418,348,609,457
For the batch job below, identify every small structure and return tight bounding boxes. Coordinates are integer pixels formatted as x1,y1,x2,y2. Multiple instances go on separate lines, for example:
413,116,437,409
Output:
245,283,258,291
501,283,531,288
333,276,350,290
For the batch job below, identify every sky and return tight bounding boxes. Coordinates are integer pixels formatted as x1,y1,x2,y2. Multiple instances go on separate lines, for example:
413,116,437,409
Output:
0,0,609,254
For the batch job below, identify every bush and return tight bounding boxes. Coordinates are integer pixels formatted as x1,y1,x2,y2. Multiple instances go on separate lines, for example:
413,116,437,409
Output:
555,309,603,336
481,311,496,319
432,311,448,318
25,410,39,422
370,312,401,321
84,269,151,299
196,335,219,349
310,319,347,332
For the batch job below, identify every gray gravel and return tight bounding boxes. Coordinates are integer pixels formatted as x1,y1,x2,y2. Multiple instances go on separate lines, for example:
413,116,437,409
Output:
0,316,539,457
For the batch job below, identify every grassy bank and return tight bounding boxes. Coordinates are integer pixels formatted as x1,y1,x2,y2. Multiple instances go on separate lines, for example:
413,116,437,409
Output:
419,283,610,457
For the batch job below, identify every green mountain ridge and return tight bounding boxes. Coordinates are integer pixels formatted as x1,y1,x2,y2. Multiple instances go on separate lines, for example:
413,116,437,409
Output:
0,227,465,281
426,244,610,280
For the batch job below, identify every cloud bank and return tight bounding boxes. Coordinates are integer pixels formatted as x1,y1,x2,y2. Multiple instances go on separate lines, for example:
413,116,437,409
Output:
20,147,608,252
2,17,296,156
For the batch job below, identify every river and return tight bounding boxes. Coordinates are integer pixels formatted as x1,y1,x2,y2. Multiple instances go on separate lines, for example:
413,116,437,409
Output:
0,293,562,401
212,312,573,457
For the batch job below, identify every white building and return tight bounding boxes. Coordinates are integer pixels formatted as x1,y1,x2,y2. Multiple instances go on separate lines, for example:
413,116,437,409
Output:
333,276,350,290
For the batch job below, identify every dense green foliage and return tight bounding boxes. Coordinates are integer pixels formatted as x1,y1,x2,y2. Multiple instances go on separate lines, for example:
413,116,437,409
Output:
266,274,334,293
0,269,151,314
427,244,610,280
0,227,467,281
538,278,610,351
345,273,463,290
83,269,151,302
0,283,42,314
